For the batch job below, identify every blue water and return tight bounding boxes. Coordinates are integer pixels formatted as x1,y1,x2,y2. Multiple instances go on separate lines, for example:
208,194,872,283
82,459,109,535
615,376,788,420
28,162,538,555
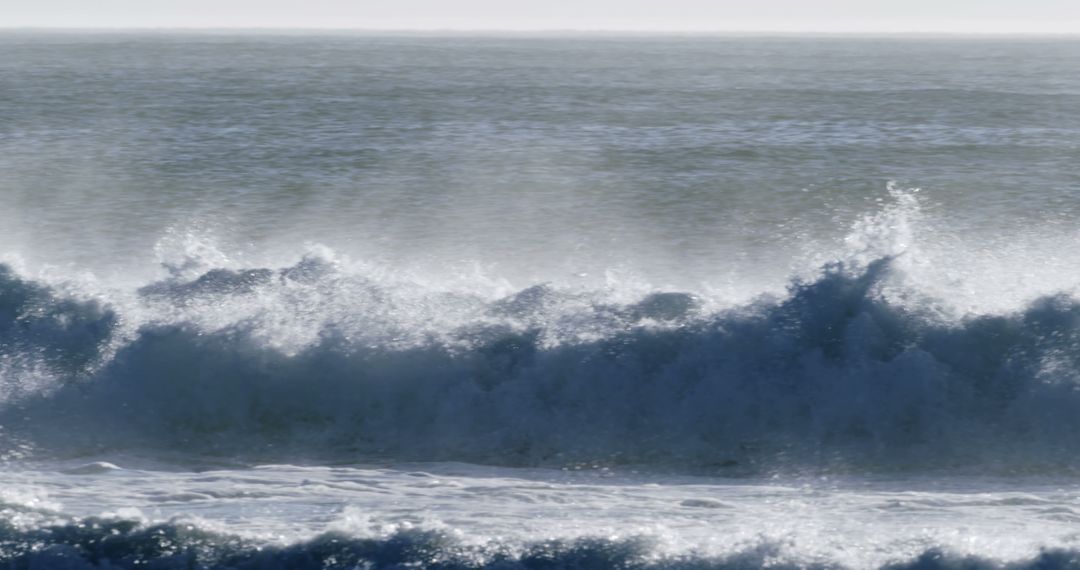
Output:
3,32,1080,568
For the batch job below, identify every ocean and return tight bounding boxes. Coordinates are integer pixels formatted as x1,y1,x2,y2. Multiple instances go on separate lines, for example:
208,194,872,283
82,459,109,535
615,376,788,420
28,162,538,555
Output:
2,31,1080,568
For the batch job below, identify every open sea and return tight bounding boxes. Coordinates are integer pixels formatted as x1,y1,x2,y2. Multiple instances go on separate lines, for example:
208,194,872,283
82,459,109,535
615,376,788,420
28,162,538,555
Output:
2,32,1080,568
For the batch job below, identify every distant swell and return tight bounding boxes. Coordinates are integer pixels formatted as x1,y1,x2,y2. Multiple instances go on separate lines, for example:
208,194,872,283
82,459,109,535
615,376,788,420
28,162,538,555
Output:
1,514,1079,570
4,254,1080,471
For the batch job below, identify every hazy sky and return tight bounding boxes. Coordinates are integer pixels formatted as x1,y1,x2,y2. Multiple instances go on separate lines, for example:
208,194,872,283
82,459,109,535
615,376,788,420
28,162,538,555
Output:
5,0,1080,33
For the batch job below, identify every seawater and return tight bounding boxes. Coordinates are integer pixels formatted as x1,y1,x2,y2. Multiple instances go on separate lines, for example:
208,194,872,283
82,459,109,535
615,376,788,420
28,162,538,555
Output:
2,32,1080,568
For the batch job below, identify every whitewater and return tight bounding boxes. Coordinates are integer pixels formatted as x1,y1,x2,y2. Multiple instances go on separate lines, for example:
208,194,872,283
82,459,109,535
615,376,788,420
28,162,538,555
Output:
3,32,1080,568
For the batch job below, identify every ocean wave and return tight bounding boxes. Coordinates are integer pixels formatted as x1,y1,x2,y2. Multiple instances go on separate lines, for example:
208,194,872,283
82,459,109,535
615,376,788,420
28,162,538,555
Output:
1,514,1078,570
3,247,1080,472
0,264,116,376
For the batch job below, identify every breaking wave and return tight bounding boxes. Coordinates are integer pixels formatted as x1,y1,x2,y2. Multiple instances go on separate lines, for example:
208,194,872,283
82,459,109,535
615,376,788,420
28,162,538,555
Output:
4,239,1080,472
2,190,1080,471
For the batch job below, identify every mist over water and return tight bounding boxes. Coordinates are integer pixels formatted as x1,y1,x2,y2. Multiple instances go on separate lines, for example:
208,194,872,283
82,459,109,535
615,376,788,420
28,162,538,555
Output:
3,34,1079,295
3,33,1080,568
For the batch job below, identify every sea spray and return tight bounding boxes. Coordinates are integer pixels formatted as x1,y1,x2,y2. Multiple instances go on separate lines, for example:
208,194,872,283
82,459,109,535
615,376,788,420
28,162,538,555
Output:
5,34,1080,569
0,192,1079,471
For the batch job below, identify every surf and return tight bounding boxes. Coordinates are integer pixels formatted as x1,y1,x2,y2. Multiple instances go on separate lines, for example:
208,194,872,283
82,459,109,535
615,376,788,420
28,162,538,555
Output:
3,193,1080,473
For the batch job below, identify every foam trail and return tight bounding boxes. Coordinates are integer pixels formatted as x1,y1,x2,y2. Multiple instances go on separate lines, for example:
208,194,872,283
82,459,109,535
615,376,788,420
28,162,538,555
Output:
1,512,1079,570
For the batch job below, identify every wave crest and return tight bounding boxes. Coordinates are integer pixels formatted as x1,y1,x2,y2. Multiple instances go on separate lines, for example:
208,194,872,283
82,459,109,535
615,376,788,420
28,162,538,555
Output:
3,254,1080,471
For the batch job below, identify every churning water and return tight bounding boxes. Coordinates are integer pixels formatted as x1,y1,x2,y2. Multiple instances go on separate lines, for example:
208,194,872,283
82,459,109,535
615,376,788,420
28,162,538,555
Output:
3,32,1080,568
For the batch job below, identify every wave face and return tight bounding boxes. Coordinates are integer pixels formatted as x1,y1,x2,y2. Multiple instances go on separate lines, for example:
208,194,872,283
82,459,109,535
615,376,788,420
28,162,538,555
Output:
0,265,115,376
4,236,1080,472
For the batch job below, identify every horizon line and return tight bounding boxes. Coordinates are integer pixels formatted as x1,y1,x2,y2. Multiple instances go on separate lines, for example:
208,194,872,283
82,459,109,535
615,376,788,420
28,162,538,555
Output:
2,26,1080,37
